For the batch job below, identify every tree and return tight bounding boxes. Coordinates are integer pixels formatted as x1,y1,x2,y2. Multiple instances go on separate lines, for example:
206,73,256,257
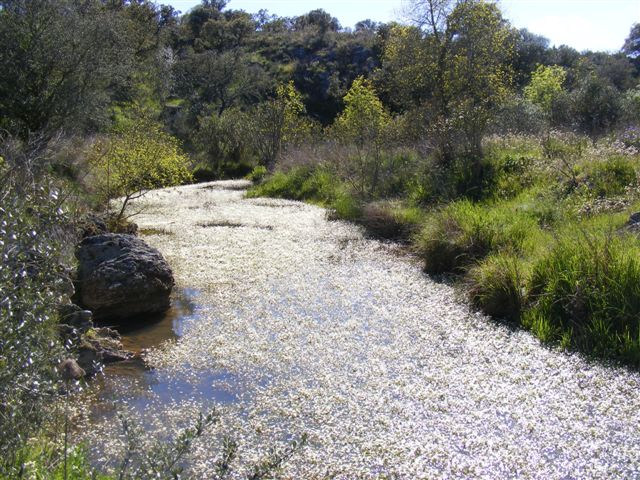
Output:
174,49,268,118
524,64,567,115
513,28,551,87
0,0,167,138
390,0,515,165
196,107,253,177
572,73,621,136
334,77,390,148
332,77,391,195
90,119,192,221
251,82,313,169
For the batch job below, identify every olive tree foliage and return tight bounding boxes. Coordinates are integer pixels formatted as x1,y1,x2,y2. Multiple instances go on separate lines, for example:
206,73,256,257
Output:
572,72,622,136
174,49,267,118
332,77,391,196
524,64,567,115
0,0,140,138
622,84,640,124
390,0,515,166
249,82,315,170
195,107,254,177
0,136,69,471
89,119,192,221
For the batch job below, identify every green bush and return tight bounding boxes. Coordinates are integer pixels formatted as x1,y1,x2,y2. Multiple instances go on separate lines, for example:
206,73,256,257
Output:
192,163,218,183
526,232,640,365
0,144,69,471
245,165,268,183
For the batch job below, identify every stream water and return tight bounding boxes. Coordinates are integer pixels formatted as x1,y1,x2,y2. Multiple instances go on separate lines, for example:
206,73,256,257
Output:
78,180,640,479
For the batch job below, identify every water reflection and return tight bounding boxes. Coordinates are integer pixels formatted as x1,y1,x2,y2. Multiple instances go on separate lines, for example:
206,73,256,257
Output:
86,288,239,427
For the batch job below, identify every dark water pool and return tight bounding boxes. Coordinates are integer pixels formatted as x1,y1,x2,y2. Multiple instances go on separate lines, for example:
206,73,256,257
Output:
84,289,240,426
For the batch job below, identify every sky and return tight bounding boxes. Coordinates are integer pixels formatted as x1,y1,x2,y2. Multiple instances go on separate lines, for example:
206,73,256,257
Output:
166,0,640,53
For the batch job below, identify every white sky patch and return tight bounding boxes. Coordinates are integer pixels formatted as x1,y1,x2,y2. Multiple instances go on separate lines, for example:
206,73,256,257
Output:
501,0,639,53
529,14,598,51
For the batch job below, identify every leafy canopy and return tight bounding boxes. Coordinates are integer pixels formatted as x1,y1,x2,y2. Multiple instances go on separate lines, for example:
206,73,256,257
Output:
334,76,390,148
524,64,567,113
91,119,192,219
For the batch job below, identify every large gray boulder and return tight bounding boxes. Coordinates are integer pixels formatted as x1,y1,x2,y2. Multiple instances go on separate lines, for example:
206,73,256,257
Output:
76,234,174,321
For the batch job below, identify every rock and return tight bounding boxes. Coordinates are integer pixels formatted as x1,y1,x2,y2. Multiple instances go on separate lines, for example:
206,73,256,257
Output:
77,341,100,376
75,234,174,321
93,327,121,339
76,329,135,376
80,213,108,238
58,358,85,381
628,212,640,231
59,304,94,332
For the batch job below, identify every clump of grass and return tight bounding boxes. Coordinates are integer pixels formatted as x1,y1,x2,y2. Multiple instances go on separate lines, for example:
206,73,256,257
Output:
329,188,362,221
414,200,539,274
9,441,108,480
467,253,529,323
575,156,637,198
483,138,542,200
246,167,315,200
247,167,363,221
525,232,640,365
358,201,426,240
139,228,173,236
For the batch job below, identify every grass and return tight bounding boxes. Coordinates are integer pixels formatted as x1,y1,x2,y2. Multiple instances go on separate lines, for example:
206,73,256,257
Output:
250,133,640,367
247,167,363,221
525,232,640,365
4,440,112,480
413,199,542,274
467,253,529,323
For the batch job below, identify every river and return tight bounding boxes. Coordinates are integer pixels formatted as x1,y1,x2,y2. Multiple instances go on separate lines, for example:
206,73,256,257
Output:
78,180,640,479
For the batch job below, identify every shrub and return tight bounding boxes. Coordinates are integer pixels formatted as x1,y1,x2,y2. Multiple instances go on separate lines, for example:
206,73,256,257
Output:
246,165,268,183
0,139,69,471
89,118,192,221
526,232,640,365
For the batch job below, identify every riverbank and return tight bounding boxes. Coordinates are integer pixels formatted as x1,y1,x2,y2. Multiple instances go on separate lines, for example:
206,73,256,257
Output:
248,133,640,367
77,179,640,478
